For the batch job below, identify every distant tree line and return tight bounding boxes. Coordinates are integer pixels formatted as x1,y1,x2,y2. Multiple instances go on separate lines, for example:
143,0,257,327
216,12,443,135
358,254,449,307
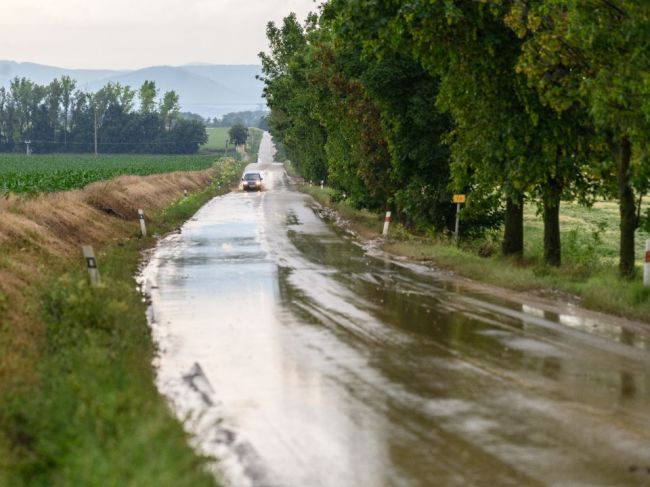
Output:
0,77,207,154
260,2,650,278
203,110,269,129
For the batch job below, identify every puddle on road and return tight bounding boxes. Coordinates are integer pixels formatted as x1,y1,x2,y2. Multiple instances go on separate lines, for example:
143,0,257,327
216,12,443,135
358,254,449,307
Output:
142,133,650,487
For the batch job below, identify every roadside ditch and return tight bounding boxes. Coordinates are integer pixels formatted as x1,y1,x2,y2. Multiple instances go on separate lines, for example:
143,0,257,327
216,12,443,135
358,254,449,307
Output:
0,158,244,486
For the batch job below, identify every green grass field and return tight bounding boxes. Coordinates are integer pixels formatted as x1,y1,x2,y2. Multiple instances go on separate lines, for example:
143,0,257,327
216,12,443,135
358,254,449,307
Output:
200,127,264,160
0,154,217,194
523,201,649,268
201,127,231,154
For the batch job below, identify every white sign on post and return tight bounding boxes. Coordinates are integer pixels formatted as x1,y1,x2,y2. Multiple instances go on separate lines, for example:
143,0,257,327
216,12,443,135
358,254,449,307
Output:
138,209,147,237
82,245,100,286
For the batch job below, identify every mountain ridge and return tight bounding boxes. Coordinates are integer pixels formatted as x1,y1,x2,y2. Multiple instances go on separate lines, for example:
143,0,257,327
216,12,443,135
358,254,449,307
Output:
0,60,265,118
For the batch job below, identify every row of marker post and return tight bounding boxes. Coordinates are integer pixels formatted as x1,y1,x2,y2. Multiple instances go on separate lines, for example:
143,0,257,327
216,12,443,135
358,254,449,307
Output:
81,187,650,289
82,189,191,286
82,208,147,286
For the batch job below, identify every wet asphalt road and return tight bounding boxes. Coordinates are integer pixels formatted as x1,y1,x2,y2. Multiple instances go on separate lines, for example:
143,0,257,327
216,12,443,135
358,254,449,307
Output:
142,133,650,487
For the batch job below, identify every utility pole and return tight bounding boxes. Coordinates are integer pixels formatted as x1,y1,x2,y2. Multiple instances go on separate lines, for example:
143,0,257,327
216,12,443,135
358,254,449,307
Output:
94,110,99,156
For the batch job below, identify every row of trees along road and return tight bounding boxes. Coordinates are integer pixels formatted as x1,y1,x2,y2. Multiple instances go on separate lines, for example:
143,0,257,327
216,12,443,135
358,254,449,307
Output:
259,1,650,278
0,77,207,154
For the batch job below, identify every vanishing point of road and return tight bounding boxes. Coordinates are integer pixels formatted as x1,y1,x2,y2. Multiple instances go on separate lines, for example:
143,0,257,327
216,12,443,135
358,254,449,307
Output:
142,133,650,487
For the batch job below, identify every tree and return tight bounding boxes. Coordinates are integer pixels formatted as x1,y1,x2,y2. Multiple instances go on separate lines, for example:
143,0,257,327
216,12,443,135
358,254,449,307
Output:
509,0,650,277
160,90,180,131
60,76,76,149
90,84,116,155
138,80,157,114
46,79,62,150
0,79,204,155
229,123,249,146
259,13,329,182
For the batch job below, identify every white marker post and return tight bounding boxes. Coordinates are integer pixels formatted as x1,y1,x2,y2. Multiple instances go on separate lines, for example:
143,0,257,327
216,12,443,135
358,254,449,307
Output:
320,180,324,189
138,209,147,237
643,239,650,286
82,245,100,286
383,211,392,237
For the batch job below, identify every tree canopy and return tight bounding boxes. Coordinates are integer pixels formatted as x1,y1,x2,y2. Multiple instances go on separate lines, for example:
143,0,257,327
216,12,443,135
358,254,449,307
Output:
259,0,649,277
229,123,249,146
0,78,206,154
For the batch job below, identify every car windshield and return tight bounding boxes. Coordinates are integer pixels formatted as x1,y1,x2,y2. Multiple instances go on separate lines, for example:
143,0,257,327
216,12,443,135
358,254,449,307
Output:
244,173,261,181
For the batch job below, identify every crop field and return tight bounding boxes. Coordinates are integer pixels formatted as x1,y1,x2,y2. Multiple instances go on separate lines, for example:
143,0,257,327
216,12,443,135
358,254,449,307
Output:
0,154,217,194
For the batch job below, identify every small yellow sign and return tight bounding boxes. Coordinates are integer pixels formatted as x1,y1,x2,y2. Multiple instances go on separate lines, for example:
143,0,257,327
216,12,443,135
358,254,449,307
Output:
452,194,466,204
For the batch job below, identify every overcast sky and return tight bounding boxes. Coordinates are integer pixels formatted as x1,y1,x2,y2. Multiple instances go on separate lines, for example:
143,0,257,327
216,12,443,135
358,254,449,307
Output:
1,0,317,69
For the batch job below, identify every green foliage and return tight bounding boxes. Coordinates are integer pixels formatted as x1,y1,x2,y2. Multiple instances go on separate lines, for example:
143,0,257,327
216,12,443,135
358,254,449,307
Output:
259,13,328,182
260,7,489,233
160,90,181,131
261,1,649,270
139,80,158,114
508,0,650,276
0,154,218,194
228,123,249,145
0,78,207,155
1,263,217,487
246,128,264,162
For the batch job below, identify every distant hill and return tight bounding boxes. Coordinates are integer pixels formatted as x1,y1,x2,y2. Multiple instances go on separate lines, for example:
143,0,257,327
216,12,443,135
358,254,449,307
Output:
0,61,265,118
0,60,126,86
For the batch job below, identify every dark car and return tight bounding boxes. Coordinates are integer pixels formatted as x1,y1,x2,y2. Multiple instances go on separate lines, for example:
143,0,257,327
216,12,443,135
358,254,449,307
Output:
241,172,263,191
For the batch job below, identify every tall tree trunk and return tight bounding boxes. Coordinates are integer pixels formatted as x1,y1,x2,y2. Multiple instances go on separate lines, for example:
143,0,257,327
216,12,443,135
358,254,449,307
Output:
543,176,562,267
613,136,635,278
502,194,524,257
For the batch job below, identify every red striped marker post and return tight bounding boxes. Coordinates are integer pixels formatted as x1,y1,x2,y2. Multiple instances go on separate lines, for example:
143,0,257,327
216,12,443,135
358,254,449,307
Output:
383,211,392,237
643,239,650,286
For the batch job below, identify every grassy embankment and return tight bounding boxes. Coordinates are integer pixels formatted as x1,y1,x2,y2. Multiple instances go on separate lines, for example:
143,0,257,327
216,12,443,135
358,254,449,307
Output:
0,153,252,485
301,183,650,322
